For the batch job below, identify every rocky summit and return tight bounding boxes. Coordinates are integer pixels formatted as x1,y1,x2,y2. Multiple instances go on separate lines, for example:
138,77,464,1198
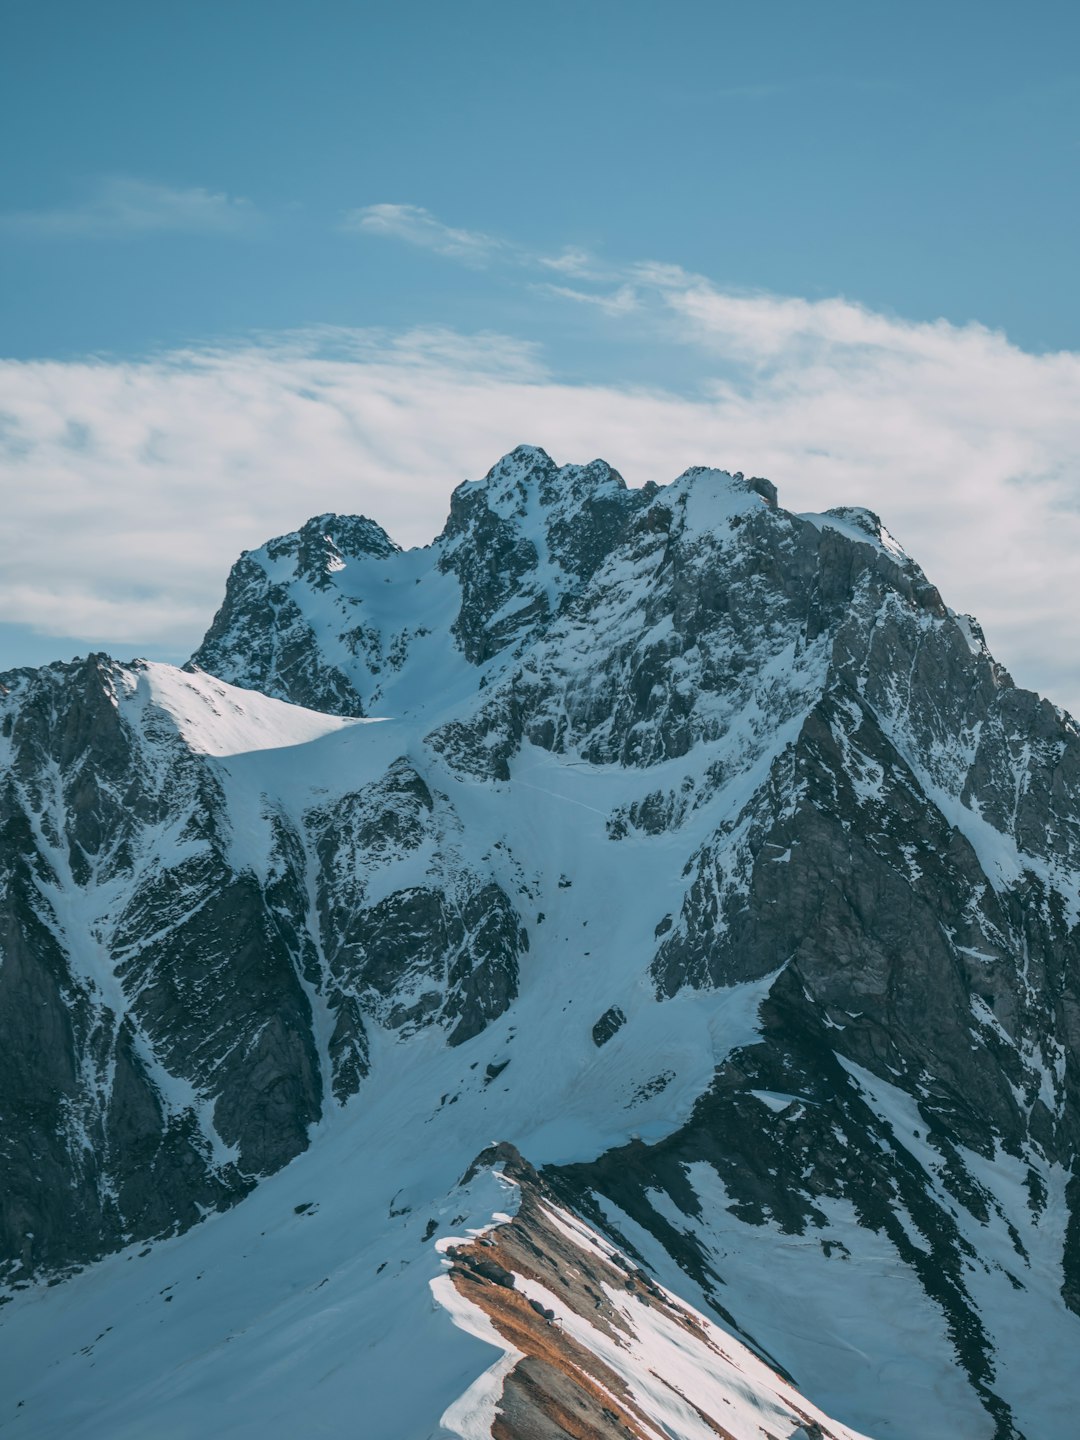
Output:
2,445,1079,1440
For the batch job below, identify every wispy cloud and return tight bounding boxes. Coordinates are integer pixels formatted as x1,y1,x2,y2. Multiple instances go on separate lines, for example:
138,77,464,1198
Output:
342,203,504,267
345,204,614,283
0,177,256,238
542,283,640,316
536,248,607,280
2,281,1080,714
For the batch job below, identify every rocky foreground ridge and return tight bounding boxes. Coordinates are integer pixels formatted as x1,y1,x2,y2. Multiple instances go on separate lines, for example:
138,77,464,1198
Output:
2,446,1080,1438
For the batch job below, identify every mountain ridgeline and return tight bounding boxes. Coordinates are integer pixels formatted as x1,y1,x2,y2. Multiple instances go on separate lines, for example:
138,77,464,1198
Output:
2,446,1079,1439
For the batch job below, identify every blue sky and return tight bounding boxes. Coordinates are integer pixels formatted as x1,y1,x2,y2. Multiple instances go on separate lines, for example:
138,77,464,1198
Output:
3,0,1080,708
4,0,1079,361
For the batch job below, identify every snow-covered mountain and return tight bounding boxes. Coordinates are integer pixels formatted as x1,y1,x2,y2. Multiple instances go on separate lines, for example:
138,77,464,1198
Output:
2,446,1079,1439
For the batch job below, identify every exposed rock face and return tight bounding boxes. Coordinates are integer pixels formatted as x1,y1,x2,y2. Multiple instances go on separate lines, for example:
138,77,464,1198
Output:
437,448,655,665
591,1005,626,1047
4,446,1080,1438
192,512,400,715
0,658,286,1275
438,1147,867,1440
311,758,527,1065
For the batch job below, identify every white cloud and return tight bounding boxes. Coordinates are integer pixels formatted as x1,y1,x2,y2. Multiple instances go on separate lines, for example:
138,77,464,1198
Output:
2,285,1080,715
346,207,611,283
0,177,256,237
542,282,641,316
536,248,609,280
342,204,503,266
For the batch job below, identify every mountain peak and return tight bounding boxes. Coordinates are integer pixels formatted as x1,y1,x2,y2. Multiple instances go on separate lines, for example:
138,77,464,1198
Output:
660,465,781,540
674,465,779,508
432,448,650,662
443,446,628,531
263,511,399,587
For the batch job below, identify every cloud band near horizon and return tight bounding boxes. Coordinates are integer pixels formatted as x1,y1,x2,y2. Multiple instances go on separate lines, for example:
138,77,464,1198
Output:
2,272,1079,716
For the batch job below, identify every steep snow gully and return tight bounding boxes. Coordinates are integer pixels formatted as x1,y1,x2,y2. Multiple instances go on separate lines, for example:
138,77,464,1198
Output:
2,447,1080,1439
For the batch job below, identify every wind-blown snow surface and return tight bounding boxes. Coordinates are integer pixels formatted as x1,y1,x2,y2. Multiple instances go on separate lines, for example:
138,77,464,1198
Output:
5,446,1080,1439
138,663,372,757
